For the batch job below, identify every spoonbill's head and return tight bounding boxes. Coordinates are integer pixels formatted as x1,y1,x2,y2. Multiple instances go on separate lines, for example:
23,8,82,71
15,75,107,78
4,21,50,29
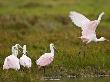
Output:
15,44,19,49
99,37,107,41
50,43,56,50
11,46,18,56
15,44,23,53
15,44,23,49
14,46,19,56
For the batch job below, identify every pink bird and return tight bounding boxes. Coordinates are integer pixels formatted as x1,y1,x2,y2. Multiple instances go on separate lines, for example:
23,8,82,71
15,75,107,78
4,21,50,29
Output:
3,46,20,70
69,11,107,44
19,45,32,68
36,43,56,72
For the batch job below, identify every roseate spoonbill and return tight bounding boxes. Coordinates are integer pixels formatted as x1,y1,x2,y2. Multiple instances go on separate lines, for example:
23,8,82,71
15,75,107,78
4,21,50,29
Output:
19,45,32,68
36,43,56,73
69,11,107,44
3,46,20,70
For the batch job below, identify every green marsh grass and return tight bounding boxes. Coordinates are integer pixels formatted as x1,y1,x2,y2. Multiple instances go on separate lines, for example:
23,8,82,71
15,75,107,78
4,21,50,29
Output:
0,0,110,82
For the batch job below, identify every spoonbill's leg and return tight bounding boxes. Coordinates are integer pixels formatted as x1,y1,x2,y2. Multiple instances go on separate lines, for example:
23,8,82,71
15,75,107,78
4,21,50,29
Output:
78,42,83,56
38,66,46,76
38,65,41,70
78,42,86,57
83,43,87,57
43,66,46,76
78,43,87,58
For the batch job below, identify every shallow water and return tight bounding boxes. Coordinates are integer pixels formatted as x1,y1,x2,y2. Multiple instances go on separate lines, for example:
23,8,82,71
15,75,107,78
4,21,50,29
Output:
40,77,110,82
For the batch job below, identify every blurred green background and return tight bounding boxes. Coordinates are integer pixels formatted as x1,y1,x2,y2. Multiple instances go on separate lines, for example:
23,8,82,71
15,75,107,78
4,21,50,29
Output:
0,0,110,82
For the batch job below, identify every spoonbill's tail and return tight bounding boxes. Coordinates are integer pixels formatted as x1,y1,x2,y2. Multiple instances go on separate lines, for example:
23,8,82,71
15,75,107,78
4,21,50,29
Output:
98,12,104,21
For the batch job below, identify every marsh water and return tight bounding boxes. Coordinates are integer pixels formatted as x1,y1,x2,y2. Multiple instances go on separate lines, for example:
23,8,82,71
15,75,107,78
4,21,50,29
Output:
38,77,110,82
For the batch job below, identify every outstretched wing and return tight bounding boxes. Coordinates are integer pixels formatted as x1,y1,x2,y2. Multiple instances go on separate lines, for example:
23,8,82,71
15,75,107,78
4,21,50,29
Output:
69,11,90,30
98,12,104,21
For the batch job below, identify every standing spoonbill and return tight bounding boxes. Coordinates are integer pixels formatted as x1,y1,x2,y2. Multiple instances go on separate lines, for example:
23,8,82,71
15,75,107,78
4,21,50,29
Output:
19,45,32,68
69,11,107,44
36,43,56,73
3,46,20,70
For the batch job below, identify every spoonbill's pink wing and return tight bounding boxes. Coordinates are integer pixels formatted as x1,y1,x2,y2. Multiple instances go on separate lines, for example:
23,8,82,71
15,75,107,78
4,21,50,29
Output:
3,57,10,69
89,21,99,33
3,55,20,70
20,55,32,68
86,12,104,33
81,22,97,41
98,12,104,21
36,53,54,66
82,29,96,39
69,11,90,30
82,21,99,38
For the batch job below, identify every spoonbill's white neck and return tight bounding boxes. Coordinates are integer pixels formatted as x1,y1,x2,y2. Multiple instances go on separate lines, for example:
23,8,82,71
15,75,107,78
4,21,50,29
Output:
11,46,18,57
23,45,27,55
14,49,18,57
96,37,106,42
50,47,54,54
50,43,55,55
12,46,15,55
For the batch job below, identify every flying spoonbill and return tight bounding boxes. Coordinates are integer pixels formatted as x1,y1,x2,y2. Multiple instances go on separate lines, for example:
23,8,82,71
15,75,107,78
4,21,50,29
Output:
69,11,107,44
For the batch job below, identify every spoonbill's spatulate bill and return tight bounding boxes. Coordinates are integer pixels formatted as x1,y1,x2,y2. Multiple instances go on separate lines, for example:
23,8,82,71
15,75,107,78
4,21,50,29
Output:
69,11,107,44
3,46,20,70
19,45,32,68
36,43,56,68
